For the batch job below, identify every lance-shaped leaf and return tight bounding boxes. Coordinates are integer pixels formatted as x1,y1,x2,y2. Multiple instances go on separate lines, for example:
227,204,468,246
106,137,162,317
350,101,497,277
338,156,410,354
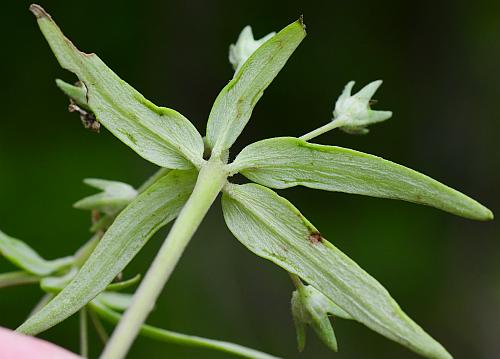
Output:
30,5,204,169
206,18,306,157
222,183,452,359
0,230,73,276
18,169,197,335
231,137,493,221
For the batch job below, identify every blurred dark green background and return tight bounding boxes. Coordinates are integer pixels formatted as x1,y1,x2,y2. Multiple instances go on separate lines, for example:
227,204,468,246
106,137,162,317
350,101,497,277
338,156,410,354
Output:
1,1,499,358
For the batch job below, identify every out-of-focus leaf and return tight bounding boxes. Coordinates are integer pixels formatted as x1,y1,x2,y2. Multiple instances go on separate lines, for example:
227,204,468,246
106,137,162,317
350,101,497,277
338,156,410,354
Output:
18,169,197,335
90,213,117,233
0,271,39,289
31,5,204,169
89,300,280,359
94,292,133,312
206,19,306,157
0,230,73,276
231,137,493,220
222,183,451,359
106,274,141,292
40,267,78,293
74,178,138,214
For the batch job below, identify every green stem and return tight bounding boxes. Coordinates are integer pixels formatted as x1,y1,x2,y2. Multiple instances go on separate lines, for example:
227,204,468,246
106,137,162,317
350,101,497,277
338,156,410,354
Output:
0,271,39,288
299,119,342,141
100,160,227,359
90,302,279,359
80,307,89,358
89,309,109,344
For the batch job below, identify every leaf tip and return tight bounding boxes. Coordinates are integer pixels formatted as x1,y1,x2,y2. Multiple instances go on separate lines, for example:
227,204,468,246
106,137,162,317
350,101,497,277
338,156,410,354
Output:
483,207,494,221
298,15,307,31
466,201,494,221
72,200,84,210
29,4,49,19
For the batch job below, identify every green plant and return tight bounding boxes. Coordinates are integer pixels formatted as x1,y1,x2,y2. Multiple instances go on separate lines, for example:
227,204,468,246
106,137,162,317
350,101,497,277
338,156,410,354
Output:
0,4,493,358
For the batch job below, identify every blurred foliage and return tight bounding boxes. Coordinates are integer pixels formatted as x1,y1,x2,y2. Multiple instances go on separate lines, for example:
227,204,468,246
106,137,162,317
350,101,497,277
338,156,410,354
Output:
1,0,498,358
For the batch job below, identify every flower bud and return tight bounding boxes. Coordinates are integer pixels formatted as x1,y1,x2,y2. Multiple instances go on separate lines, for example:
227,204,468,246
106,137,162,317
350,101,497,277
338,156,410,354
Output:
333,80,392,134
74,178,137,214
229,26,275,74
291,284,351,352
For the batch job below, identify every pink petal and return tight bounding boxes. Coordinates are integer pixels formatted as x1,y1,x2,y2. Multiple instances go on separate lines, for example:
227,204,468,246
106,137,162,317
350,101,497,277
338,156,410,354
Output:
0,327,81,359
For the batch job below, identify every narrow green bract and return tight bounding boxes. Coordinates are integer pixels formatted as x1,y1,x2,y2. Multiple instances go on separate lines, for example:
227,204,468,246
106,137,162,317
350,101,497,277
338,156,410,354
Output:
222,183,452,359
231,137,493,220
18,169,197,335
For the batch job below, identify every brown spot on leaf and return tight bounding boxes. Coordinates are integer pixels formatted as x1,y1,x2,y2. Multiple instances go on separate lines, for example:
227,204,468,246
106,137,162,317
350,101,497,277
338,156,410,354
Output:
308,231,323,245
